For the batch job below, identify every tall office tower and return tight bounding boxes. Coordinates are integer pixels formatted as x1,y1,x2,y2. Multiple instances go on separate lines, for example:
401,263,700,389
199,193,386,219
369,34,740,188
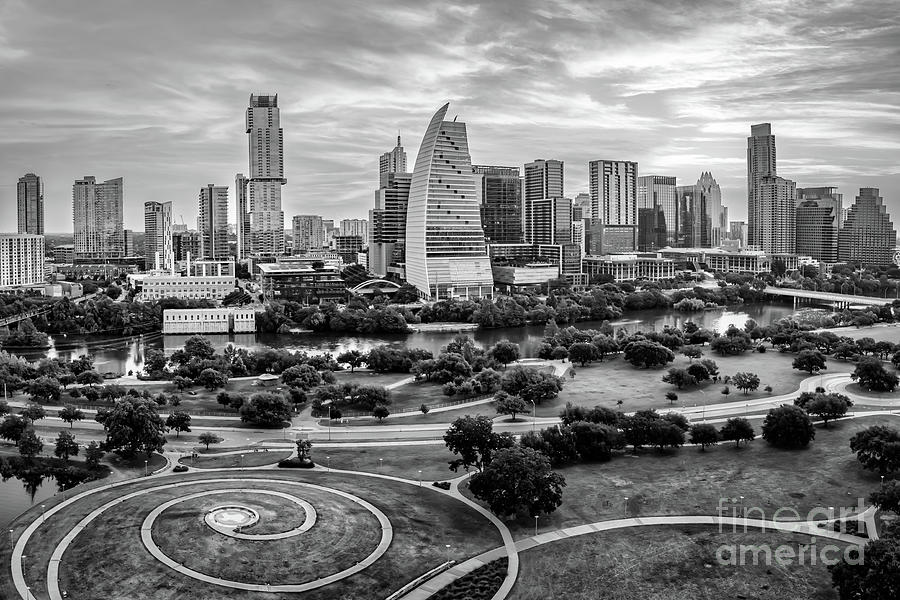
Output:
523,159,564,241
747,123,796,252
17,173,44,235
172,230,201,262
371,172,412,277
144,201,174,271
473,165,523,244
699,172,724,247
405,103,493,299
839,188,896,265
235,173,250,260
246,94,286,255
198,184,229,260
637,175,677,250
73,176,124,260
728,221,747,247
677,172,723,248
530,197,573,244
123,229,135,256
589,160,638,250
796,187,842,262
379,135,407,186
292,215,325,253
339,218,369,240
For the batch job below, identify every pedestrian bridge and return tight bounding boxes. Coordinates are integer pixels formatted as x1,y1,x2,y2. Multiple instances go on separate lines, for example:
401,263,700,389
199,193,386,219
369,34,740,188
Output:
763,286,891,308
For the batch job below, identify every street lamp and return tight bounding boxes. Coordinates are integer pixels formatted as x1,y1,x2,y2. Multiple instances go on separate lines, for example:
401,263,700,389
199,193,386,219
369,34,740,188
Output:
379,458,383,471
624,497,629,517
418,470,423,487
144,460,148,477
8,529,12,548
445,544,451,563
41,504,46,523
240,454,244,471
529,399,536,432
534,515,539,536
326,455,330,471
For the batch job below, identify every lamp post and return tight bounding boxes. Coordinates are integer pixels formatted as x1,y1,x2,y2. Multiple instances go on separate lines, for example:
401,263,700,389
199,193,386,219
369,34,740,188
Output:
327,455,330,471
379,458,383,471
529,399,536,432
445,544,451,563
534,515,539,537
8,529,12,548
624,497,629,517
240,454,244,471
418,470,423,487
144,460,148,477
41,504,46,523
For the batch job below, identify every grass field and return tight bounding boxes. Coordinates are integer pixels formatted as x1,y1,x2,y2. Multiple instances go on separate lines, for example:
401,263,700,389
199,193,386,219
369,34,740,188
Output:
2,469,502,600
318,444,459,481
510,525,846,600
176,451,292,469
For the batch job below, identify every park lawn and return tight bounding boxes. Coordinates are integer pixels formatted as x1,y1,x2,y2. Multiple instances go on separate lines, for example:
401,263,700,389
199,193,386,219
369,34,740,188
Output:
389,380,456,411
825,324,900,344
545,348,820,417
332,370,411,387
463,415,892,539
176,450,292,469
510,526,846,600
319,443,460,481
2,469,502,600
327,401,498,427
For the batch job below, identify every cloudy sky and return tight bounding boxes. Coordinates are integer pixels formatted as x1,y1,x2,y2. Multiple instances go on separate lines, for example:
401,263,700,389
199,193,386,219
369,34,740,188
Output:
1,0,898,233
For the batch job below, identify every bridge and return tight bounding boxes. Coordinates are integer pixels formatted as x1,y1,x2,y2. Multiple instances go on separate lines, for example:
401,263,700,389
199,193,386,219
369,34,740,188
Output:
347,279,403,295
763,286,891,308
0,293,98,328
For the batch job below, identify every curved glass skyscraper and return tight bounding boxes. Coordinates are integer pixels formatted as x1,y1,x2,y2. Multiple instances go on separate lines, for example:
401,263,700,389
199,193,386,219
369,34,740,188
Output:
404,103,493,300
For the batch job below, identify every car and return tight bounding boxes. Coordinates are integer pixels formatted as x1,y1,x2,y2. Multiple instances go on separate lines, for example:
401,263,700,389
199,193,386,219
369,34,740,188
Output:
172,465,189,473
187,391,198,396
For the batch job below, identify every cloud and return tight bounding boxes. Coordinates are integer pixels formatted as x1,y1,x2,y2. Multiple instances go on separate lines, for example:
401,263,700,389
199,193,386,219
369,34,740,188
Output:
0,0,897,233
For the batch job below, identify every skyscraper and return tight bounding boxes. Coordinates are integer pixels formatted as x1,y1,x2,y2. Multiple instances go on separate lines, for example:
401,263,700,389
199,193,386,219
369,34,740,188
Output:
371,136,411,278
292,215,325,253
589,160,638,251
839,188,896,265
523,159,564,242
474,165,523,244
677,172,723,248
235,173,250,260
17,173,44,235
246,94,286,255
404,103,493,299
796,187,842,262
637,175,677,250
198,184,229,260
379,135,407,185
339,219,368,239
144,201,174,271
747,123,796,253
73,176,124,260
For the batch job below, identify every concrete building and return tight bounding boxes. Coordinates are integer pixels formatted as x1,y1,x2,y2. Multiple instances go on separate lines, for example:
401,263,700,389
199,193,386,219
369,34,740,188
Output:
124,229,135,256
586,222,636,255
245,94,286,256
659,247,799,274
529,197,572,245
523,159,563,243
292,215,325,253
747,123,796,253
839,188,896,265
339,219,368,240
728,221,747,247
474,165,523,244
796,187,842,263
371,137,411,278
141,275,235,301
0,234,45,287
162,308,256,334
492,263,560,293
198,184,229,260
189,258,236,277
73,176,124,261
173,230,201,262
334,235,364,264
17,173,44,235
637,175,677,250
51,244,75,264
404,103,493,299
235,173,250,260
257,263,345,305
582,254,676,282
379,135,408,185
590,160,638,227
144,201,174,271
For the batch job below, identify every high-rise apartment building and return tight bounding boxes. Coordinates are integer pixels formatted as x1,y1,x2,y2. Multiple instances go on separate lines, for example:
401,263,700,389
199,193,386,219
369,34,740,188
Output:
379,135,407,186
0,234,45,287
404,103,493,299
839,188,896,265
245,94,286,255
292,215,325,253
796,187,842,263
370,172,412,278
173,230,201,262
17,173,44,235
198,184,229,260
523,159,564,242
589,160,638,250
339,219,368,240
73,176,124,261
144,201,174,271
235,173,250,260
747,123,796,253
677,172,723,248
530,197,573,245
474,165,523,244
637,175,677,250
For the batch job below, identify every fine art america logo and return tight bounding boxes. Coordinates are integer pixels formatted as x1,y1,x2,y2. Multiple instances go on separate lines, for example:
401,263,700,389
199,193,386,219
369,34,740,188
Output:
713,497,867,567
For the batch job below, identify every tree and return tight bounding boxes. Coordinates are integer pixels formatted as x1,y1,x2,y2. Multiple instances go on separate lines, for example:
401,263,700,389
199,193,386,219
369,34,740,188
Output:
719,417,755,448
0,400,7,416
143,349,168,377
59,404,85,429
195,368,227,391
665,391,678,404
98,397,167,457
710,326,753,356
689,423,720,450
568,342,598,367
25,376,61,403
84,440,105,469
468,447,566,518
18,430,43,459
762,405,815,449
870,481,900,514
0,414,28,446
165,411,192,437
54,430,79,462
20,403,46,425
240,392,292,427
806,394,852,427
368,404,388,422
183,335,216,360
793,349,827,374
850,425,900,476
647,421,685,451
172,375,193,391
623,340,675,368
280,364,322,390
494,391,528,421
620,410,661,451
198,432,223,450
852,357,899,392
488,341,520,367
592,335,619,362
337,349,366,372
731,372,760,395
570,422,624,461
443,415,512,472
501,366,564,404
700,358,719,380
829,528,900,600
661,368,696,389
76,370,104,387
685,363,711,383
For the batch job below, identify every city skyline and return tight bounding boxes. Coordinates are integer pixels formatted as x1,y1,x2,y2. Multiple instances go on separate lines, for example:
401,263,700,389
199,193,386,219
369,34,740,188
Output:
0,0,897,233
